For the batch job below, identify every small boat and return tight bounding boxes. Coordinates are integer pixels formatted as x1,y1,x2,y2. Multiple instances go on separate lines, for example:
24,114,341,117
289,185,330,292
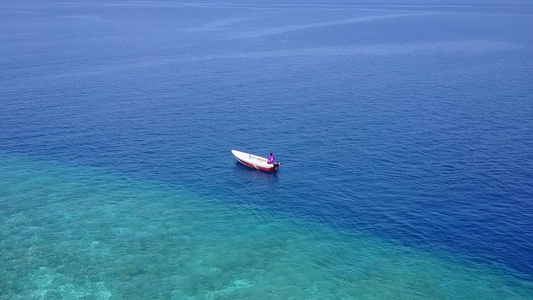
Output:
232,150,280,172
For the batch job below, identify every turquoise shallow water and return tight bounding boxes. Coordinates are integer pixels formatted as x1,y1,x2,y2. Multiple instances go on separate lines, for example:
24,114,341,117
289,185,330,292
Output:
1,154,532,299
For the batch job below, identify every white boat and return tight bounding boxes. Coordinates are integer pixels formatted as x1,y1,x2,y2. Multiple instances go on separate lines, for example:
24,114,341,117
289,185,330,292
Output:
231,150,280,172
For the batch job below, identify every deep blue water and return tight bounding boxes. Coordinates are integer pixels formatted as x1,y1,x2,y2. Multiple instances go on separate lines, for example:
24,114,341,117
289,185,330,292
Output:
1,0,533,297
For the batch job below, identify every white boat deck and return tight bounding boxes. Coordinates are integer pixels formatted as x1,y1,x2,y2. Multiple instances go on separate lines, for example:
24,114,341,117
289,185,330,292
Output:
232,150,274,168
247,155,268,164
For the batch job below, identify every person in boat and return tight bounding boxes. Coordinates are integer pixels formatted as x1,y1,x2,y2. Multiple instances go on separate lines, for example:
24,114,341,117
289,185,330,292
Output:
268,153,279,168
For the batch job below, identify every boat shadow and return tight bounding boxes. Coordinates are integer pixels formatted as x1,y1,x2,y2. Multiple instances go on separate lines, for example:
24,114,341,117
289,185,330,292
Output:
233,162,279,184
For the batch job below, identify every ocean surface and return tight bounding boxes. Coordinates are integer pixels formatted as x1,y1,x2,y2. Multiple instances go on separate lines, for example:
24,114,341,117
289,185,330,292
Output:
1,0,533,299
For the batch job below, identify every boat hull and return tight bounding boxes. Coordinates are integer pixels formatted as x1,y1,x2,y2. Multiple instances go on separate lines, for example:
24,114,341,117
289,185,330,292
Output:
232,150,279,172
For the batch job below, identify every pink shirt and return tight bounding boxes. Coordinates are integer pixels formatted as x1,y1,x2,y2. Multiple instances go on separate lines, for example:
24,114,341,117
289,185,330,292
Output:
268,155,275,164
